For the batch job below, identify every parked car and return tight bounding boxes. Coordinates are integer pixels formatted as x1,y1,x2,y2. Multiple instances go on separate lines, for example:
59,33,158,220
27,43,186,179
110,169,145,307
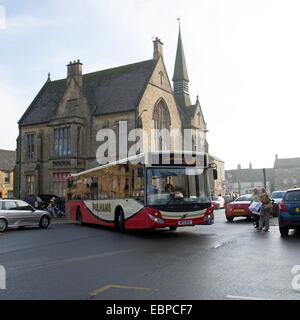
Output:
225,194,252,222
212,196,225,209
270,190,286,205
278,188,300,236
0,199,51,233
26,194,44,209
26,194,64,212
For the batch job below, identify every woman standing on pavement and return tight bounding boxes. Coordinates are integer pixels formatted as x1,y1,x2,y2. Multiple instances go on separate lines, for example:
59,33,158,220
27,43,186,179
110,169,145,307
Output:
250,188,260,228
258,188,272,232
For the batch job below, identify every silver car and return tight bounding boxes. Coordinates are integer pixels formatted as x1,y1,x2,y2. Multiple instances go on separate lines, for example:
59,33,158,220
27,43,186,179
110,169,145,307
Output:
270,190,286,205
0,199,51,232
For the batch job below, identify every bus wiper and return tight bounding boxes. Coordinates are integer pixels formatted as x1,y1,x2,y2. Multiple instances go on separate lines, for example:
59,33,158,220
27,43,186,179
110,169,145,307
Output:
163,192,184,210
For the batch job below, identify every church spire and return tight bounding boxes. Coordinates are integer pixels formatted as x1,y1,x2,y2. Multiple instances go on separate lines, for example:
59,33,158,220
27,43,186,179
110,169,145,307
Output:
173,25,189,83
173,23,191,108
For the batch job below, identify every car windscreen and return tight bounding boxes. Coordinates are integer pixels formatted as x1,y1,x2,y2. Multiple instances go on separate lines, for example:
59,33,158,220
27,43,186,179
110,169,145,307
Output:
271,192,285,199
285,191,300,202
235,195,251,202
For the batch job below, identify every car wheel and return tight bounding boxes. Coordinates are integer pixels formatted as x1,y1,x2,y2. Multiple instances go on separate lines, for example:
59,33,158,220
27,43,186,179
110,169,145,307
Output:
169,226,178,231
0,219,7,233
226,216,234,222
39,216,50,229
279,226,289,236
116,209,125,233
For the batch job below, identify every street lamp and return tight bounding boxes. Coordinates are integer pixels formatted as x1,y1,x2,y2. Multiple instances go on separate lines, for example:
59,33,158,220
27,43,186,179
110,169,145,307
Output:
136,109,148,128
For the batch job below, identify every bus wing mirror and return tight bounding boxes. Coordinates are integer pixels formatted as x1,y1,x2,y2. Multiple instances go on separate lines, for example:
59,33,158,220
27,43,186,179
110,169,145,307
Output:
138,168,144,178
213,169,218,180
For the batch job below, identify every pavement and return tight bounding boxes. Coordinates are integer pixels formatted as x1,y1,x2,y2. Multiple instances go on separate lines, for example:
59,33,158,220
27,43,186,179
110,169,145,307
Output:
51,218,77,224
0,210,300,300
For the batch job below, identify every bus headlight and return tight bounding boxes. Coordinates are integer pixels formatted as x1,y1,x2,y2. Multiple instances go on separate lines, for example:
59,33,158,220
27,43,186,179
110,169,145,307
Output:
148,214,164,224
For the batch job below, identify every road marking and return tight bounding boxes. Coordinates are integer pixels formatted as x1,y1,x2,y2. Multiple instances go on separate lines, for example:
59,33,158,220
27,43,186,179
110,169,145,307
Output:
90,284,153,297
213,240,234,249
68,249,135,263
226,295,271,300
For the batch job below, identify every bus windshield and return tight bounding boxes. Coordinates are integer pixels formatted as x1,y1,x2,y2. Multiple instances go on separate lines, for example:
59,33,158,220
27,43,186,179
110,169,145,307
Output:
146,168,210,206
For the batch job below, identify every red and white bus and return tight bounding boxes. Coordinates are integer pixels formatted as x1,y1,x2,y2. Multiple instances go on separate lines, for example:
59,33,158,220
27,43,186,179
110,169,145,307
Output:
65,151,216,232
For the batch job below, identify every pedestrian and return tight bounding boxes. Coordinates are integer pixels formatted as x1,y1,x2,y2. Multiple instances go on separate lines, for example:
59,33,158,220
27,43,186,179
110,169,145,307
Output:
258,188,272,231
250,188,260,228
47,199,57,218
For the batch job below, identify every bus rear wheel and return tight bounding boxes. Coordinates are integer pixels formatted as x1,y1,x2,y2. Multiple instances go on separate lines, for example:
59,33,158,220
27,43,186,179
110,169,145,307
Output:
116,209,125,233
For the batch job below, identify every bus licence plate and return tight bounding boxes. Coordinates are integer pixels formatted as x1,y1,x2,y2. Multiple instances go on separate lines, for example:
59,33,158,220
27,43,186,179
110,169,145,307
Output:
296,208,300,212
178,220,193,226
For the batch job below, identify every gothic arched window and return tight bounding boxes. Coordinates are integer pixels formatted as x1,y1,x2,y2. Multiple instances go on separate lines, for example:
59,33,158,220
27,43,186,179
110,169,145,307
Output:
153,99,171,151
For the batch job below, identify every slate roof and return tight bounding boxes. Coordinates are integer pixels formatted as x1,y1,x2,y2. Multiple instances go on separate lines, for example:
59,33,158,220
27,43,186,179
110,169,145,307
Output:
274,158,300,169
19,79,67,126
0,150,16,171
226,168,273,183
19,59,156,126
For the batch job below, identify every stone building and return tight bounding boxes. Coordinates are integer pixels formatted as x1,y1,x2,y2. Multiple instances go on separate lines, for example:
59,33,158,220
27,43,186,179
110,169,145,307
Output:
209,155,225,195
0,149,16,198
14,28,213,199
272,155,300,190
225,155,300,195
225,163,273,195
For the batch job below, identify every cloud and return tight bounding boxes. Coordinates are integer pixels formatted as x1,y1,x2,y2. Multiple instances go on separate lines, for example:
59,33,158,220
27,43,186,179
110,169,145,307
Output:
6,13,57,30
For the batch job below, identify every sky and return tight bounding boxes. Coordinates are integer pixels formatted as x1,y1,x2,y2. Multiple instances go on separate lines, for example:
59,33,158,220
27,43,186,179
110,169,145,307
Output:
0,0,300,170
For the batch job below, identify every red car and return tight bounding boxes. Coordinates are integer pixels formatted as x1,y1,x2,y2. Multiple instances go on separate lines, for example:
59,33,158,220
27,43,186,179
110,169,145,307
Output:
212,196,225,209
225,194,252,222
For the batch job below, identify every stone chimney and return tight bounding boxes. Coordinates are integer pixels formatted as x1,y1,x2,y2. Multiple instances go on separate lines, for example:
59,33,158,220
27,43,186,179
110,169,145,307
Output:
249,162,252,169
275,154,278,161
67,60,83,86
237,164,241,170
153,37,164,60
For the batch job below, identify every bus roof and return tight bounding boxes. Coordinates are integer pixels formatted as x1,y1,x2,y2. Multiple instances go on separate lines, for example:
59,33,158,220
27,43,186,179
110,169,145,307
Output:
71,151,208,178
